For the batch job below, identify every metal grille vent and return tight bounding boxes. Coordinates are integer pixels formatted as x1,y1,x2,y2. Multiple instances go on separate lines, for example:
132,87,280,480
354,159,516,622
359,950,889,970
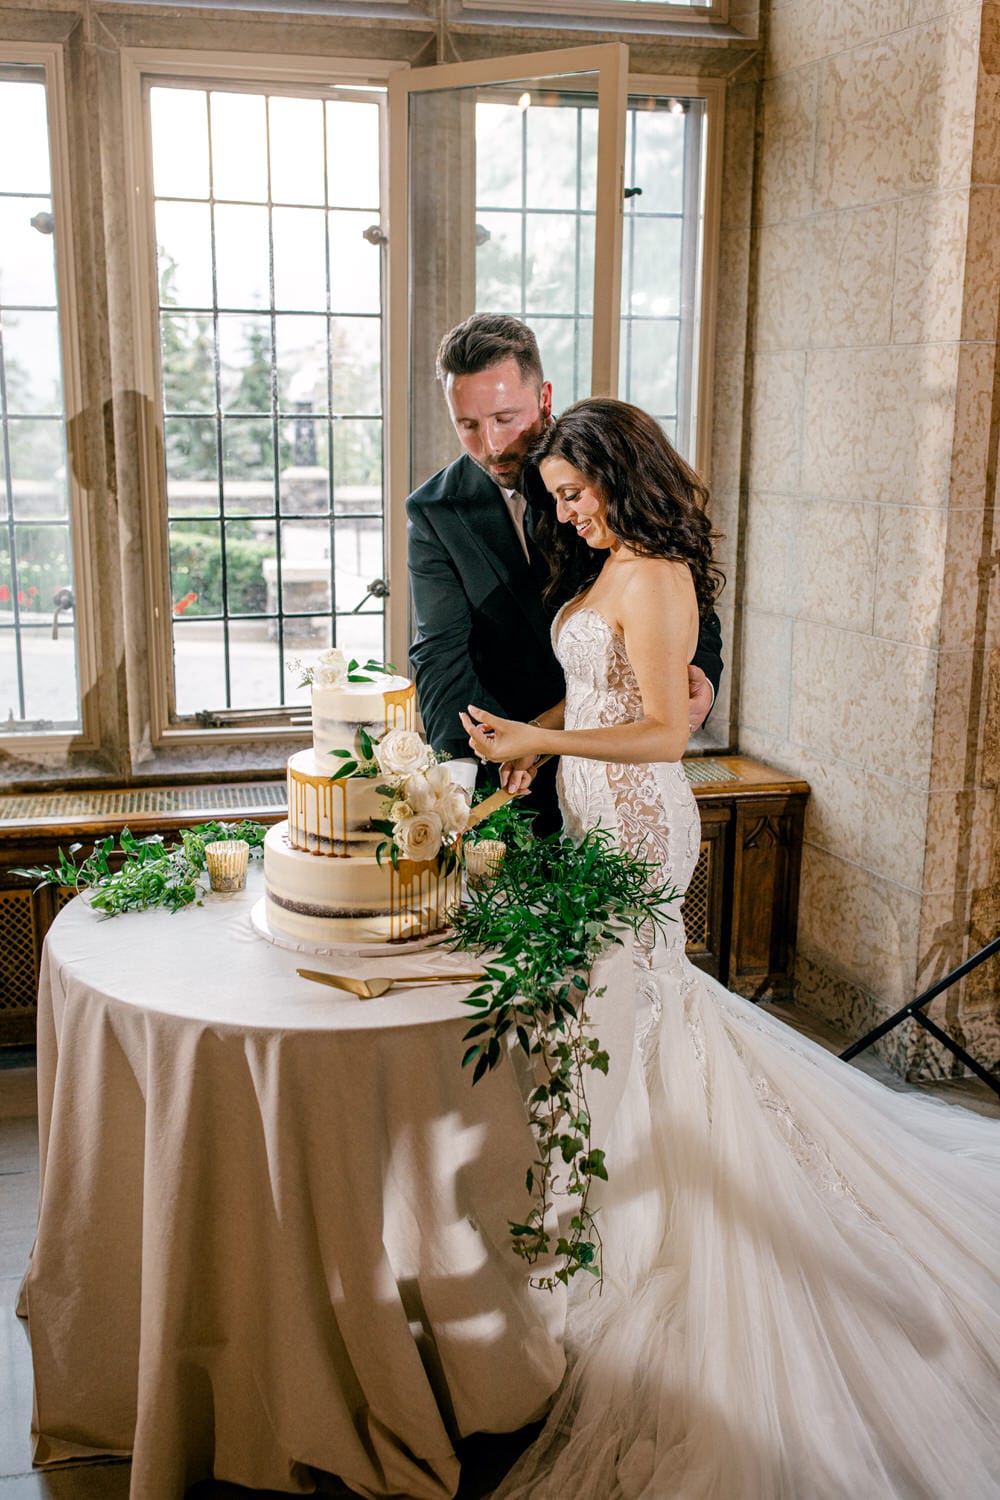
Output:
681,843,711,950
0,889,37,1010
0,782,286,826
683,759,741,786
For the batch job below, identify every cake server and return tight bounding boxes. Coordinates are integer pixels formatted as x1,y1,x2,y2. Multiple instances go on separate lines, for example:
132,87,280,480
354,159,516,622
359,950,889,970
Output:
296,968,485,999
464,754,553,829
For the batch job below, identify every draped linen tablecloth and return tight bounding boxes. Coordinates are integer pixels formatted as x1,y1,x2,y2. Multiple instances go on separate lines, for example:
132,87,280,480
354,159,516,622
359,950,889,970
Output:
20,865,637,1500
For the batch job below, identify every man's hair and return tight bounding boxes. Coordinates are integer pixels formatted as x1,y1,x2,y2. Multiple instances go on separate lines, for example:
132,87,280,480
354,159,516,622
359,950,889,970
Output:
435,313,544,388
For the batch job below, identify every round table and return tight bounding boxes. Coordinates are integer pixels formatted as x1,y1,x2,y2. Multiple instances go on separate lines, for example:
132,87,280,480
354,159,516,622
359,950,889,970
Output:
20,865,636,1500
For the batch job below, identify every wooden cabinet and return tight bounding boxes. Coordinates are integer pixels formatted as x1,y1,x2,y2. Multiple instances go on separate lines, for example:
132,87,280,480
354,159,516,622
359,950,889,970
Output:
684,756,809,1000
0,758,808,1046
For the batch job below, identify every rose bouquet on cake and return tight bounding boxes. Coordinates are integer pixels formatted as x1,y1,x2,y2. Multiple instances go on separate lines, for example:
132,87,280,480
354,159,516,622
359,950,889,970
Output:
326,724,468,873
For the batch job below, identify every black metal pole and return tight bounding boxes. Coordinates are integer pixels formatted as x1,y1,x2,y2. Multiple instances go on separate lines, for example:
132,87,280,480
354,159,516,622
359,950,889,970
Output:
839,931,1000,1065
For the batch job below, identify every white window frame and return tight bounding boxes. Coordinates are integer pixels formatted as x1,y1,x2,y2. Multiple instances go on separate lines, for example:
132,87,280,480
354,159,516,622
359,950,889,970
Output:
0,42,100,756
625,72,725,483
120,47,407,750
460,0,727,23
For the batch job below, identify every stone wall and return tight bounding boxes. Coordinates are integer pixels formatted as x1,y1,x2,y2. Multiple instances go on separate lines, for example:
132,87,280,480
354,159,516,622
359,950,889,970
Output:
739,0,1000,1075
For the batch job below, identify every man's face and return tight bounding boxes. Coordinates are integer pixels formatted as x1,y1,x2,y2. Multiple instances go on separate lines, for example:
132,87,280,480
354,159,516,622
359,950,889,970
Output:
444,356,552,491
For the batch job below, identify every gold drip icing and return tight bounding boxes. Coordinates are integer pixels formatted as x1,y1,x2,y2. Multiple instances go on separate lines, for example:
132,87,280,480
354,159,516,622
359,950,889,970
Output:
288,764,350,856
383,683,415,734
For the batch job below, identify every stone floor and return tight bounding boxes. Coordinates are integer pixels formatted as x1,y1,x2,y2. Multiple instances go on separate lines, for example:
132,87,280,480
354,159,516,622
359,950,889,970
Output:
1,1009,997,1498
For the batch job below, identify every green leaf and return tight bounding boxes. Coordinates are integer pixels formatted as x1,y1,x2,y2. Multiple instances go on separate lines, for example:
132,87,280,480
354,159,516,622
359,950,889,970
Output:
329,760,359,781
358,727,374,761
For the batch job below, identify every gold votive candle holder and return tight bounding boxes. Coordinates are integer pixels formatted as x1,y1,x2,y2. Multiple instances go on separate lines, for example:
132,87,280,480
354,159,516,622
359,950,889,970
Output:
464,839,506,891
204,839,250,892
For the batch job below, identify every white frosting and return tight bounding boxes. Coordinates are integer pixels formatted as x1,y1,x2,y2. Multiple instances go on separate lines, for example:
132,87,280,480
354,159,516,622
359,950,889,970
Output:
262,822,461,945
312,676,414,758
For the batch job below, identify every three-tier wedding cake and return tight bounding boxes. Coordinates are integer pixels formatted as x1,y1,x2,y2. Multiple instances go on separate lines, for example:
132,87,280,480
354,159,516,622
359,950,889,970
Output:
261,653,466,946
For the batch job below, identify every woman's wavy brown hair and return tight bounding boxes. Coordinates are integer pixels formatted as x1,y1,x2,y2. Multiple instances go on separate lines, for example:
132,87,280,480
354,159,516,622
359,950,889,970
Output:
532,398,724,621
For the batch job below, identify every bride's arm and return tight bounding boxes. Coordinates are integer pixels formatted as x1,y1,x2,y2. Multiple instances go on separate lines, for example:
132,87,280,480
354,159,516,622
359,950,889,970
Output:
461,562,697,765
499,701,566,793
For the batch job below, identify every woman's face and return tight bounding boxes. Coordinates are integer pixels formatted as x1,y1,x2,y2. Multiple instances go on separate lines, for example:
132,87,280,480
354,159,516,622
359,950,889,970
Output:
540,457,617,551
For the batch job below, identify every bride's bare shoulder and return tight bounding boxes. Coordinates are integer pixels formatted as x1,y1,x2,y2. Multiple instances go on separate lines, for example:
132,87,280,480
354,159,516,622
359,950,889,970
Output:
616,554,695,604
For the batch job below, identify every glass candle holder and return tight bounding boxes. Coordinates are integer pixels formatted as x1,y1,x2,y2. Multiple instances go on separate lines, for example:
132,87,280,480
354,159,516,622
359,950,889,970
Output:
464,839,506,892
204,839,250,893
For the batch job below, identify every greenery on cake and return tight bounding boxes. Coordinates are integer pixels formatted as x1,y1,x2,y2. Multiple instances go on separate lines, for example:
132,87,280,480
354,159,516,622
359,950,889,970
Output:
290,647,397,689
12,821,268,917
449,806,680,1290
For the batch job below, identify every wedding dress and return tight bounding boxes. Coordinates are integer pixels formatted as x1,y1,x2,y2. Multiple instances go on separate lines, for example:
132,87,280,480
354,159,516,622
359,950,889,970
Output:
494,606,1000,1500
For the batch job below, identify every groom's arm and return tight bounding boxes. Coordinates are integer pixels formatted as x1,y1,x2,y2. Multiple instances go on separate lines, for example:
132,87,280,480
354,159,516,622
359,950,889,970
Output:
406,497,506,760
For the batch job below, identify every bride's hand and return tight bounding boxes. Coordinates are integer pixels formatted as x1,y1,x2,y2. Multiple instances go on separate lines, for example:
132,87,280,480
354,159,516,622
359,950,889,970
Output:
459,705,539,766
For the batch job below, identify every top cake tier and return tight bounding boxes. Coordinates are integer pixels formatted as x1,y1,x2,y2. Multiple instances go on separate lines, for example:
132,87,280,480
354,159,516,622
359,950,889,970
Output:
312,675,415,758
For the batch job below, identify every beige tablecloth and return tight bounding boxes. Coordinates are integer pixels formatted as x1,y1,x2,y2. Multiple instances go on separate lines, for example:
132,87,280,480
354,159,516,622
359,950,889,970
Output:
20,865,636,1500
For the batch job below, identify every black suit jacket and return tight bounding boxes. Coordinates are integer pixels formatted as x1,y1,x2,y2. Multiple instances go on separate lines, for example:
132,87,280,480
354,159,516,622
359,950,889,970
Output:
406,452,724,763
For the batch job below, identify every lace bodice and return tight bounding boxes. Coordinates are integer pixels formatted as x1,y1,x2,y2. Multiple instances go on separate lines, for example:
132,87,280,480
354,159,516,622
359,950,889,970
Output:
554,606,701,973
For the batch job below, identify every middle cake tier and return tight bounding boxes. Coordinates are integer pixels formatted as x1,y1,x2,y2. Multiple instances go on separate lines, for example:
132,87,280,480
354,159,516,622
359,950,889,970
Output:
286,749,387,856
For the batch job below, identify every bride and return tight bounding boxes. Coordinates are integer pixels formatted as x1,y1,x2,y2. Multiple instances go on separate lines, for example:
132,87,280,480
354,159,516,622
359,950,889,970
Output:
460,399,1000,1499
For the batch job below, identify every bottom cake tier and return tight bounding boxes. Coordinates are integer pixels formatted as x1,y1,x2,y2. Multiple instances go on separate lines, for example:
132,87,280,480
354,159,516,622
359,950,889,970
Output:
262,821,463,945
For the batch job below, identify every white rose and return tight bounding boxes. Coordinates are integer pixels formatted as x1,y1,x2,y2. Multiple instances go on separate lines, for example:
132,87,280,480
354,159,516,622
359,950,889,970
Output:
405,771,436,813
314,648,348,687
425,762,452,794
394,811,443,863
375,728,433,778
390,799,414,825
435,783,471,836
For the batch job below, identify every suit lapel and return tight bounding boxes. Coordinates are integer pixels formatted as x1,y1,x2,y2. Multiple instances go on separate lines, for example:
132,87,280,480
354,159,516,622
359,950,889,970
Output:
448,461,553,647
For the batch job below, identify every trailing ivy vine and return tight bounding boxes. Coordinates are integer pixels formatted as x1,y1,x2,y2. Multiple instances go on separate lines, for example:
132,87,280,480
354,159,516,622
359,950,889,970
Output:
450,809,680,1290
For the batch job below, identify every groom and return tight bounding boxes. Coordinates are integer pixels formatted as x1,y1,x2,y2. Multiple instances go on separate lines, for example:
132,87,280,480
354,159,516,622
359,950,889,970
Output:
405,312,724,825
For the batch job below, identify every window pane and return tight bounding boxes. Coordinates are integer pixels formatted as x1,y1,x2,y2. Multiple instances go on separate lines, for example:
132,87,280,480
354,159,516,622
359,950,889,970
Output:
219,315,273,413
156,201,214,309
224,518,271,615
164,418,218,509
0,68,80,733
278,420,329,513
331,317,381,415
150,88,209,199
214,204,270,309
476,103,522,209
626,216,682,317
630,103,686,215
272,207,327,311
3,311,63,414
327,100,380,210
209,92,267,202
172,618,227,715
270,96,325,206
625,319,679,417
0,196,57,305
275,315,329,414
169,518,223,616
150,81,386,722
329,212,379,315
525,213,586,316
334,418,381,492
160,314,215,413
0,79,50,193
526,107,581,210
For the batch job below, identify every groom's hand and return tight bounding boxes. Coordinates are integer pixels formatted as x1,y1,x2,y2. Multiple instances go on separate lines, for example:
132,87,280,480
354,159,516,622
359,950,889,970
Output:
687,665,714,733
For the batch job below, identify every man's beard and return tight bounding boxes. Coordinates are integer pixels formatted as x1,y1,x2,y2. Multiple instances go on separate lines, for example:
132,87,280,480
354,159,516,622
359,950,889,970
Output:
477,452,526,489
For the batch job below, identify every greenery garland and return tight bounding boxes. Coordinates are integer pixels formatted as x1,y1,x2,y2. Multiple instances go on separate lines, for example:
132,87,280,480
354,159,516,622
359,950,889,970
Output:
449,805,680,1289
13,821,268,917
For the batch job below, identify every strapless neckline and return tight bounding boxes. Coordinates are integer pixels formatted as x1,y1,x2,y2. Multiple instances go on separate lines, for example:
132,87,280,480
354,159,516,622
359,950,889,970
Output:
555,601,622,647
